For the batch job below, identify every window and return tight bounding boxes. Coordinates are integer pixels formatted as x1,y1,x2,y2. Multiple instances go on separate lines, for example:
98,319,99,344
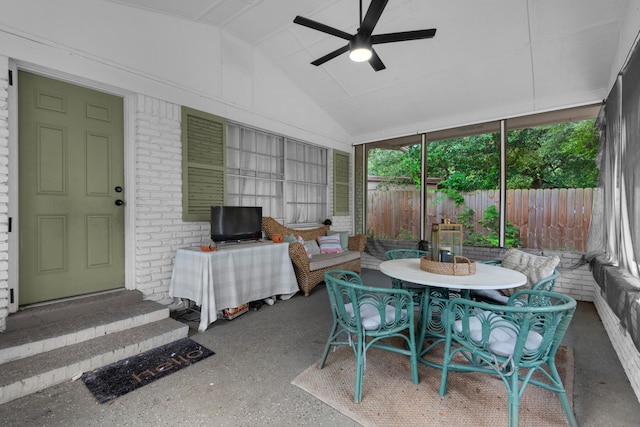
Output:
227,122,328,226
227,123,284,219
505,120,599,252
365,104,601,250
285,139,327,224
426,130,501,247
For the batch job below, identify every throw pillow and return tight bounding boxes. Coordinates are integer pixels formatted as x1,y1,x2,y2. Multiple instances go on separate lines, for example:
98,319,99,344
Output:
296,235,312,259
501,248,560,295
284,233,297,243
318,234,343,254
327,230,349,251
305,239,321,255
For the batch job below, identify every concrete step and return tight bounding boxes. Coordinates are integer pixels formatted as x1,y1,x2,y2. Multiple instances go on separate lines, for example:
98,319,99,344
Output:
0,317,189,404
0,290,169,364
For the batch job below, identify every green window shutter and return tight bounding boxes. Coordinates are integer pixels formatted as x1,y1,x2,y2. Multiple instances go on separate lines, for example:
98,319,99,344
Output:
182,107,226,221
333,150,350,216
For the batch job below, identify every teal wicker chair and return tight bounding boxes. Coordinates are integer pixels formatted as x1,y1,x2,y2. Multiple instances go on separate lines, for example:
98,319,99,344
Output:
320,270,419,403
385,249,430,306
439,289,577,427
472,259,560,304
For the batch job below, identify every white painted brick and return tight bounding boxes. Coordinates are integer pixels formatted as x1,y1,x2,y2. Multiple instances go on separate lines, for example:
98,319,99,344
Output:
594,285,640,402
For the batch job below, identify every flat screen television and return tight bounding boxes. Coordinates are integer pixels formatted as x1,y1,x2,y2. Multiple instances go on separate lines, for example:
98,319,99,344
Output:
210,206,263,243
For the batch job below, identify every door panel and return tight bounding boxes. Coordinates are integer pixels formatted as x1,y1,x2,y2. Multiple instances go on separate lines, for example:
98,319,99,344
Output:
37,215,66,273
19,71,125,305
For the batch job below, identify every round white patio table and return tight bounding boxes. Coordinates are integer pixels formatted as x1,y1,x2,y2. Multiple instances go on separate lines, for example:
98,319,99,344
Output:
379,258,527,367
379,258,527,290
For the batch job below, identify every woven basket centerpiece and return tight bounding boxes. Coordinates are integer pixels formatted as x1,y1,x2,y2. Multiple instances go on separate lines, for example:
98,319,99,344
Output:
420,255,476,276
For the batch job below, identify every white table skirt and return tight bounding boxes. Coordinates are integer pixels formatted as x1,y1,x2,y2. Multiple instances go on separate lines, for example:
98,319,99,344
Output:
170,241,298,331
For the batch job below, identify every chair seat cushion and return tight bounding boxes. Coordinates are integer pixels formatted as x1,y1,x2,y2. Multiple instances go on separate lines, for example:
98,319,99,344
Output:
454,310,543,357
308,251,361,271
472,289,510,304
345,301,407,330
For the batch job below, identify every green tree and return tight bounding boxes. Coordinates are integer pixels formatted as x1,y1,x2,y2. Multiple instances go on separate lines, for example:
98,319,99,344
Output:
368,120,599,191
427,133,501,192
460,206,521,247
368,145,422,189
506,120,599,189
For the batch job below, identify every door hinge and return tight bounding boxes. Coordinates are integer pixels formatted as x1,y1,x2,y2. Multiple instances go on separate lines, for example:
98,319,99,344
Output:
8,70,12,86
8,217,11,233
10,288,14,304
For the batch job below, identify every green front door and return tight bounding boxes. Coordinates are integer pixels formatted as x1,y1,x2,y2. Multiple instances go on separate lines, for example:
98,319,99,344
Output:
18,71,125,305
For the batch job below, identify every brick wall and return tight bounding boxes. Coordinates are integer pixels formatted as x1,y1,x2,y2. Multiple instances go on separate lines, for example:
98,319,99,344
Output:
594,284,640,401
0,57,8,331
132,104,358,304
134,95,208,303
330,216,351,233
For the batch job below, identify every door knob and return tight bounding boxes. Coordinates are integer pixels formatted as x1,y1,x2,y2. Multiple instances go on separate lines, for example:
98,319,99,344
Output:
115,199,124,206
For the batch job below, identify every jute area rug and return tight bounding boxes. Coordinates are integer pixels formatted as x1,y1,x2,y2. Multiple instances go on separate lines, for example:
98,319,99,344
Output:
292,342,573,427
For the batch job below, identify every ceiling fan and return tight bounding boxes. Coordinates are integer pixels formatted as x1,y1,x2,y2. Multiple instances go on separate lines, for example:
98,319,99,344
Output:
293,0,437,71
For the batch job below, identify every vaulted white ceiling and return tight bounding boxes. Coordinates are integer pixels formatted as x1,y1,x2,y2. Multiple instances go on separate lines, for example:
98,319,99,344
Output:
104,0,634,143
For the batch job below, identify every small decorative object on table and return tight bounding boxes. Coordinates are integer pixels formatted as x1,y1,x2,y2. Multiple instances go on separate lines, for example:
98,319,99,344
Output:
431,221,463,262
271,233,284,243
200,239,216,252
420,255,476,276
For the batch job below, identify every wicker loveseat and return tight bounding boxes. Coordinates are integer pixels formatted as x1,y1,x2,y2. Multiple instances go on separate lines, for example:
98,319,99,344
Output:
262,217,367,296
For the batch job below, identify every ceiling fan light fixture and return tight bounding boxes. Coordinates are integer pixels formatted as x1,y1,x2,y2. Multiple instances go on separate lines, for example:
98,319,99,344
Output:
349,47,372,62
349,34,372,62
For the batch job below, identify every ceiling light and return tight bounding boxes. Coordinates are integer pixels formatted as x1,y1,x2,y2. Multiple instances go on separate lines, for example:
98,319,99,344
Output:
349,34,372,62
349,47,372,62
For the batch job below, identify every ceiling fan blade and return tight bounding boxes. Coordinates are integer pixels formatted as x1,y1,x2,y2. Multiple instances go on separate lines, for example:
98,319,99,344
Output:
311,44,350,66
359,0,389,38
293,16,353,40
368,48,386,71
371,28,437,44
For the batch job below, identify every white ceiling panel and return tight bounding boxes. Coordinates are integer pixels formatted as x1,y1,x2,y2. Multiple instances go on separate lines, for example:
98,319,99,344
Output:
256,29,303,63
199,0,258,27
530,0,629,41
101,0,634,142
106,0,221,20
275,53,350,105
532,23,621,98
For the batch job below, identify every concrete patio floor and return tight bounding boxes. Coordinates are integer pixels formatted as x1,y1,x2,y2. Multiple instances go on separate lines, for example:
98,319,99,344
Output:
0,268,639,426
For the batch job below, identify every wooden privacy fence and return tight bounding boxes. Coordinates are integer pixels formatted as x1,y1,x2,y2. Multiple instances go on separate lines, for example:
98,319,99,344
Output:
367,188,594,252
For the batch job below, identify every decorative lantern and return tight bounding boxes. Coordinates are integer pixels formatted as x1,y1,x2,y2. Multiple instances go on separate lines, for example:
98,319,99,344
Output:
431,221,463,263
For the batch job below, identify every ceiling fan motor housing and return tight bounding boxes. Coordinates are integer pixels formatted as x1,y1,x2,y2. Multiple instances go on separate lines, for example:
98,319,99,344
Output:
349,33,372,62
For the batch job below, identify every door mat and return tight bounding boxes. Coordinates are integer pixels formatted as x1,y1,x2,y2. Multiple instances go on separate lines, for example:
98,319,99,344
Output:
82,338,214,403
